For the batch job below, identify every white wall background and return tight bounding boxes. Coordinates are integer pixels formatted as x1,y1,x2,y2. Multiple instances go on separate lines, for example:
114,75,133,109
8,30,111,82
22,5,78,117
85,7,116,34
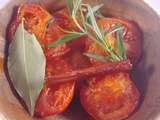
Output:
0,0,10,9
144,0,160,14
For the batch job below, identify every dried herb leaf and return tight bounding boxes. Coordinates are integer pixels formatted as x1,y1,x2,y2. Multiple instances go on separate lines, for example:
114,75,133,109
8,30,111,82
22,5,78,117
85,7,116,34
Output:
62,0,127,62
72,0,82,17
87,5,103,40
67,0,74,14
84,53,107,62
45,32,85,48
86,4,103,18
115,28,127,59
7,22,46,115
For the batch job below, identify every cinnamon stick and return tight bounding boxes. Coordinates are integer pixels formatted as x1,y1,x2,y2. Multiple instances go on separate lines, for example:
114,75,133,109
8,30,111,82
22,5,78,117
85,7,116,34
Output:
46,60,132,85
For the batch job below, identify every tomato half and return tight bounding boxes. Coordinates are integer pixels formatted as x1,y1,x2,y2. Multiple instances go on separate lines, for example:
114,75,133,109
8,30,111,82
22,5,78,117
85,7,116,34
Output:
8,4,52,42
52,9,76,30
34,9,77,117
85,18,142,65
41,21,71,60
53,9,87,49
80,72,139,120
35,58,75,117
9,6,76,117
42,9,86,60
8,5,71,59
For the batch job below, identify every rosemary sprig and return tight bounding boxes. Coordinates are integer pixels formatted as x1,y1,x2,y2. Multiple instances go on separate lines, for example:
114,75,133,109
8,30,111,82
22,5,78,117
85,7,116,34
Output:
45,0,127,62
67,0,74,14
45,32,85,48
115,25,127,59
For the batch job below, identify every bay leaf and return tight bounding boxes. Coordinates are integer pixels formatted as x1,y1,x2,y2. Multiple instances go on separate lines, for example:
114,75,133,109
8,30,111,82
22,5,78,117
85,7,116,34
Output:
7,21,46,116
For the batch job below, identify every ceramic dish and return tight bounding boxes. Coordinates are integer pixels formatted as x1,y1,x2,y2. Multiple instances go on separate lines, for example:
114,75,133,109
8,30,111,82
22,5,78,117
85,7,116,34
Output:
0,0,160,120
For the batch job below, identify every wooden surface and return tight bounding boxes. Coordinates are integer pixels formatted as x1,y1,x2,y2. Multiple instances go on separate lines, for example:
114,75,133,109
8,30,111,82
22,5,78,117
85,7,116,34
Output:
0,0,160,120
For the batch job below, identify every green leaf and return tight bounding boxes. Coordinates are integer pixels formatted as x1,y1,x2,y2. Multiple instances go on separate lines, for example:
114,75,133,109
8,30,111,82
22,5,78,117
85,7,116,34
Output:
60,1,124,62
84,53,107,62
7,21,46,116
79,5,87,31
115,28,127,59
92,4,103,13
108,25,123,35
106,56,114,62
85,5,121,61
45,32,85,48
87,5,103,40
72,0,82,17
59,28,83,34
67,0,74,14
95,11,105,18
86,4,103,18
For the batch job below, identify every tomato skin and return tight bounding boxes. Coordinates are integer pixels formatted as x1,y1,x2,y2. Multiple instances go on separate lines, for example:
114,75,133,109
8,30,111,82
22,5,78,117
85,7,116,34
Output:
35,81,75,117
80,72,139,120
35,58,75,117
8,4,52,42
85,18,142,65
52,9,76,30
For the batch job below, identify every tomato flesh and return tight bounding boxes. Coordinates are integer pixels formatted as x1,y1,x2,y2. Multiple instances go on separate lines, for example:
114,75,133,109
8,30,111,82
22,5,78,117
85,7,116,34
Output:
80,72,139,120
35,58,75,117
42,22,70,60
34,9,78,117
8,4,52,42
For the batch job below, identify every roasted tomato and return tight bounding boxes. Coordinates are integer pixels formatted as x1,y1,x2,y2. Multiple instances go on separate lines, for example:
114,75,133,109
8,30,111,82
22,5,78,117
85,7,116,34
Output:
52,9,77,31
8,6,76,117
42,9,85,59
53,9,86,49
35,58,75,117
85,18,142,65
40,0,66,11
34,9,77,117
80,72,140,120
67,47,91,94
41,21,71,60
8,5,71,59
68,49,91,70
8,4,52,41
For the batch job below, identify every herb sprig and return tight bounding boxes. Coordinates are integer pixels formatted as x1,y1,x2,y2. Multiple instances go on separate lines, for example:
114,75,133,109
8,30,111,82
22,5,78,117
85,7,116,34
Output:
45,0,127,62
